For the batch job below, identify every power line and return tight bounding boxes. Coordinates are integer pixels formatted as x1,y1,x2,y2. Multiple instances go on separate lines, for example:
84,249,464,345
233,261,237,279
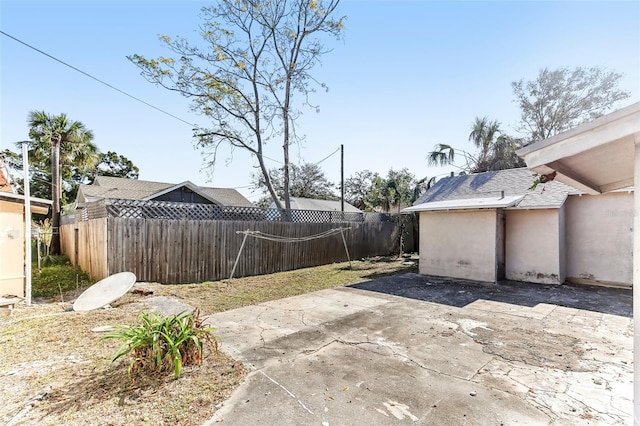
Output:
3,30,351,190
313,146,340,166
0,30,197,128
1,31,318,171
260,154,284,165
2,163,54,189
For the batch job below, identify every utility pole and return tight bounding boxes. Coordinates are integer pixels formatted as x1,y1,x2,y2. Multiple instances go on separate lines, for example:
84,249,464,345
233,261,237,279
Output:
22,143,32,305
341,144,344,212
50,133,61,255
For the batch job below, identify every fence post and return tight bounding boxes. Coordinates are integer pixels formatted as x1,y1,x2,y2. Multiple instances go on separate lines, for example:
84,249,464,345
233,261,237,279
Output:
340,228,352,269
228,231,250,284
74,226,79,275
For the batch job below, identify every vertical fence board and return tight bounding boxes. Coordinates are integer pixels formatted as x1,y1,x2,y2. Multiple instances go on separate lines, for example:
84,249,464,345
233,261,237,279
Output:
60,218,108,280
61,215,414,284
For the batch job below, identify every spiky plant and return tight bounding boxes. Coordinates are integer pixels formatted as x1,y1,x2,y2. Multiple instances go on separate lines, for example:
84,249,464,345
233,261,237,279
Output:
105,310,217,379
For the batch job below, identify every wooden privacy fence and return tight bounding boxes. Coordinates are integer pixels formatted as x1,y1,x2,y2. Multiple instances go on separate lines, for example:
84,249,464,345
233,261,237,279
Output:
61,216,413,284
60,217,107,280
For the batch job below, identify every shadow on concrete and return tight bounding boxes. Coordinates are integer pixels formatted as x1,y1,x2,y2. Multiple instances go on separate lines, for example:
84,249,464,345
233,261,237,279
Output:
337,257,419,281
349,273,632,317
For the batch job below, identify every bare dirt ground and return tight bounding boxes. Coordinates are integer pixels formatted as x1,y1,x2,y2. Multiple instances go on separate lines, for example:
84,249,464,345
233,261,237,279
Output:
0,256,416,425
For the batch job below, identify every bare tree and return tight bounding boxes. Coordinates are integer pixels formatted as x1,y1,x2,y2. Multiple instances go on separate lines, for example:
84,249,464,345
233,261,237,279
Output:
129,0,344,212
512,66,630,144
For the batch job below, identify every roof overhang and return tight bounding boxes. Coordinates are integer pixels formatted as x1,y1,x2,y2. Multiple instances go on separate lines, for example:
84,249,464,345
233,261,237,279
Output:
0,192,52,215
517,102,640,195
504,204,564,211
403,195,524,212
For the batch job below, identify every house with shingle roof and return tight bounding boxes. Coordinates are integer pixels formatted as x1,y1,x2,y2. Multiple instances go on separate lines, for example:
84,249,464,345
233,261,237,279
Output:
404,168,632,286
76,176,253,208
269,197,361,213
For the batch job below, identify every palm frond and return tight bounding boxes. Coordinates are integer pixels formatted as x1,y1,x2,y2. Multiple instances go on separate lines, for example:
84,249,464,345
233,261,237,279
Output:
427,143,456,167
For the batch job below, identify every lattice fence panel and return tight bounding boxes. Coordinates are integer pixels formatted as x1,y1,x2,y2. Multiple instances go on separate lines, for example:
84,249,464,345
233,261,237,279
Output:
75,199,395,223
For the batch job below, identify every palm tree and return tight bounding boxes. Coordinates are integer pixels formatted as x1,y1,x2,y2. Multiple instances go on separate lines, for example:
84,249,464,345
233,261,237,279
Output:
412,176,437,203
470,118,526,172
427,143,478,173
488,135,525,171
427,117,525,174
427,143,457,167
469,116,501,172
372,169,420,213
25,111,99,254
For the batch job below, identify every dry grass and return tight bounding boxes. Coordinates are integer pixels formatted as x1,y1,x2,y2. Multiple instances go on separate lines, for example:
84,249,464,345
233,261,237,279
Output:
0,256,416,425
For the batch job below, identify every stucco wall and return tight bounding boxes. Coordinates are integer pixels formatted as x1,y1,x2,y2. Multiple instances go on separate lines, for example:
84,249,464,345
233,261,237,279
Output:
419,210,498,282
558,206,566,282
505,208,563,284
0,201,25,297
496,210,505,280
565,192,633,286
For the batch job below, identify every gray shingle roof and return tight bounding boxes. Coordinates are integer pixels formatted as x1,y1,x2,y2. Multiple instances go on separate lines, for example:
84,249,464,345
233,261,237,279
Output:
93,176,171,192
414,168,581,210
200,187,253,207
269,197,361,212
79,176,252,207
291,197,361,212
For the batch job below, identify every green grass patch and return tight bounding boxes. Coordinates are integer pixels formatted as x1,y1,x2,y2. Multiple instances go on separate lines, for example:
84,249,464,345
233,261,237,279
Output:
147,256,418,315
31,255,94,299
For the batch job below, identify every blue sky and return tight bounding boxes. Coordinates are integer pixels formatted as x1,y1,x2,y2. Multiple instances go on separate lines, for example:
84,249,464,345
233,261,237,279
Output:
1,0,638,202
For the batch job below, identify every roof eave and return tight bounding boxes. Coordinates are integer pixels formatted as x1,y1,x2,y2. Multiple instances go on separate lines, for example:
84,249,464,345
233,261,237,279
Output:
517,102,640,195
516,102,640,158
144,181,226,205
403,195,524,213
0,192,52,214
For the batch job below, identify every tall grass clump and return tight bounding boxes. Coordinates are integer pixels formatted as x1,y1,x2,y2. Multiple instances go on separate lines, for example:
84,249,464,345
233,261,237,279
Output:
31,254,94,299
105,310,217,379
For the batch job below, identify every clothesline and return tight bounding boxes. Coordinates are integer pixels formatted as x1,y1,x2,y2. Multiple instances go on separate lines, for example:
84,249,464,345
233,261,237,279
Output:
229,227,352,283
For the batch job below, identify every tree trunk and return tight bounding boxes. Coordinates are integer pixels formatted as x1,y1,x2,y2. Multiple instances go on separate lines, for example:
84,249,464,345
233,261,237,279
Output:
282,78,292,221
282,110,291,212
257,154,282,210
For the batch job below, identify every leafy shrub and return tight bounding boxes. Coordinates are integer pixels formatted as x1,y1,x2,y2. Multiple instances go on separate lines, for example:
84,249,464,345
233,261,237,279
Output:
105,310,217,379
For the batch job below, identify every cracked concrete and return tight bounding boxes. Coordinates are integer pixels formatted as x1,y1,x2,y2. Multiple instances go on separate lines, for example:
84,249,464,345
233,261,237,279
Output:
203,274,632,425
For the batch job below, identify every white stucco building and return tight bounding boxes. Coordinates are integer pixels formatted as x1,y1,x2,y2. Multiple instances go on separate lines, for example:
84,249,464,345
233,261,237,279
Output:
513,102,640,421
405,168,632,287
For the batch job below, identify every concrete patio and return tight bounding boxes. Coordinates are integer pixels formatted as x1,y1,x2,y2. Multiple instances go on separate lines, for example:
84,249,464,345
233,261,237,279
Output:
204,274,632,425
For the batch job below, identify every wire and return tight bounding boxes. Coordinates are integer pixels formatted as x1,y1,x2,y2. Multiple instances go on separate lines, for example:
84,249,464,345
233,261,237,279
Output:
1,31,350,174
2,31,320,171
1,156,58,191
3,166,54,189
0,30,198,128
313,147,340,166
237,227,350,243
259,154,284,165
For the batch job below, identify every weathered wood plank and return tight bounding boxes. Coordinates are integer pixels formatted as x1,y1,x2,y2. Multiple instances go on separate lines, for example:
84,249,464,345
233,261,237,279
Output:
61,216,411,284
